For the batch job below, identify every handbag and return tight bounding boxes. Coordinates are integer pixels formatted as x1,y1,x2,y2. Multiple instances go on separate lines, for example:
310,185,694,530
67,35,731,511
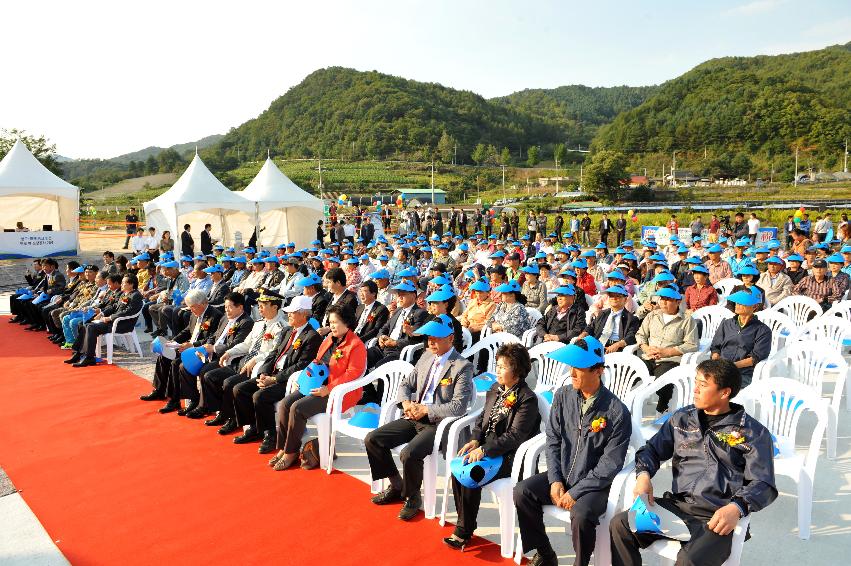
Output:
299,438,321,470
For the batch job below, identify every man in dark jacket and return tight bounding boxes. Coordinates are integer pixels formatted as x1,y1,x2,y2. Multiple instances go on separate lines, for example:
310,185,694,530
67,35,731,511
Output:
200,223,215,255
231,295,322,453
610,359,778,566
514,337,632,566
66,274,144,367
576,285,640,353
536,285,585,344
354,280,390,343
709,288,771,387
365,281,429,369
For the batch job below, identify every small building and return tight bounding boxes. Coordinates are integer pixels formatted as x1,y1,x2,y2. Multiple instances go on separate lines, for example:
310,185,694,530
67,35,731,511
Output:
393,188,447,205
629,175,649,188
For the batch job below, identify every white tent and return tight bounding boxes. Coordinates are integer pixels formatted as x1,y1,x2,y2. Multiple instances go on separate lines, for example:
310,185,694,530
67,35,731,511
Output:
143,154,254,255
236,157,323,248
0,140,79,257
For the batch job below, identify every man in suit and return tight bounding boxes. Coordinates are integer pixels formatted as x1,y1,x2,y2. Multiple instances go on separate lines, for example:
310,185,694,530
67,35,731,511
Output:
261,256,285,289
231,295,322,452
354,280,390,343
149,289,223,413
149,261,190,337
318,267,358,332
278,256,306,301
576,285,640,354
200,223,215,255
365,314,474,520
20,258,67,328
365,280,429,369
204,264,231,307
297,273,330,323
65,274,144,367
535,285,585,344
173,292,253,410
181,224,195,257
32,261,79,332
201,289,287,435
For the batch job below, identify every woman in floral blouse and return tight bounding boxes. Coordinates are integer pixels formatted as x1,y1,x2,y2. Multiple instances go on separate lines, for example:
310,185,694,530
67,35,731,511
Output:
485,279,532,336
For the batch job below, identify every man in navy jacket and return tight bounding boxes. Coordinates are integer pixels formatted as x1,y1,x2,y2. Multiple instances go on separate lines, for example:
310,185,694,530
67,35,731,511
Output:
514,337,632,566
610,359,777,566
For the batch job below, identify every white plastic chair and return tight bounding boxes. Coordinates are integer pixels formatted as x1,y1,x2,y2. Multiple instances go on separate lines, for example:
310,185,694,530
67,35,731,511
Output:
327,360,414,474
822,299,851,323
462,326,473,351
514,434,635,566
691,305,734,351
754,309,796,357
95,309,144,364
630,365,695,443
737,377,828,540
460,332,522,377
714,277,742,298
603,352,652,408
525,306,543,325
793,316,851,352
528,341,572,394
771,295,822,327
759,340,846,459
623,472,751,566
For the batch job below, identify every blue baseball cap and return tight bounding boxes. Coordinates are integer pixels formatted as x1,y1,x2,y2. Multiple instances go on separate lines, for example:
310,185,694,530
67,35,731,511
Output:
297,273,322,287
841,245,851,254
727,289,762,307
736,265,760,277
605,284,628,296
622,240,634,247
606,270,626,281
71,266,85,273
546,336,605,369
132,253,151,261
707,244,723,253
369,269,390,280
734,238,750,247
595,242,608,249
520,264,540,275
250,258,265,265
233,256,247,264
551,285,576,296
649,253,666,262
581,250,596,258
495,280,521,293
653,271,675,283
691,265,709,275
430,275,452,286
571,259,588,269
490,250,506,259
469,280,491,292
397,267,418,278
654,287,683,300
765,256,784,265
392,281,418,293
827,253,844,264
684,257,702,265
203,264,224,273
785,254,804,263
426,288,455,302
414,314,455,338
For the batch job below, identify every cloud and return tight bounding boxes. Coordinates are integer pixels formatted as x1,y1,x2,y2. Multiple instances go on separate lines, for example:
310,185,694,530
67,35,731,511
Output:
724,0,785,16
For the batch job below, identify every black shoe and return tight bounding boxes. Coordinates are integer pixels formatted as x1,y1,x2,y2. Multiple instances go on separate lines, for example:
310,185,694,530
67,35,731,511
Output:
50,335,64,343
158,400,180,414
443,534,469,551
398,495,422,521
9,316,21,323
205,413,228,427
64,353,82,364
72,357,97,368
233,427,260,444
139,390,166,401
186,406,210,419
151,329,165,337
143,327,153,333
217,418,238,435
258,431,276,454
177,400,198,416
528,551,558,566
371,486,404,505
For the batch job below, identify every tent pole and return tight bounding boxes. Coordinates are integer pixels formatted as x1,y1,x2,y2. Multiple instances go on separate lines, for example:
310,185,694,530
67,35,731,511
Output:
254,202,260,248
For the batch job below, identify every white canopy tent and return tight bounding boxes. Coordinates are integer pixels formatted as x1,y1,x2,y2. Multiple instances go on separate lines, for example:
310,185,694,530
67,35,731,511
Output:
0,140,79,258
143,154,254,255
235,157,324,249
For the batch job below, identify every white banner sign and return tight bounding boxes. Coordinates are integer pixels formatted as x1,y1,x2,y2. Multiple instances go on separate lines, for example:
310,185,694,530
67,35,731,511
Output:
0,231,78,259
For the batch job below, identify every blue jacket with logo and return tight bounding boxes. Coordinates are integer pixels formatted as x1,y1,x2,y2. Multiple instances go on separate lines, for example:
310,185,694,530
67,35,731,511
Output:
546,385,632,500
635,403,778,515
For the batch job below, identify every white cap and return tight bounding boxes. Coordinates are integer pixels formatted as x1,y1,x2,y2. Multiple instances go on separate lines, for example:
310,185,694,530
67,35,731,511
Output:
283,295,313,313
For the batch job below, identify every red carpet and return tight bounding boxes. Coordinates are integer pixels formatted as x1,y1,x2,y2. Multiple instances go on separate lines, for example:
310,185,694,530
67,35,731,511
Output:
0,317,504,565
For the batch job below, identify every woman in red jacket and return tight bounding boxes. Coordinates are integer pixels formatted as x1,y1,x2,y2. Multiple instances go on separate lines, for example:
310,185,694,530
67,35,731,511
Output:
270,303,367,470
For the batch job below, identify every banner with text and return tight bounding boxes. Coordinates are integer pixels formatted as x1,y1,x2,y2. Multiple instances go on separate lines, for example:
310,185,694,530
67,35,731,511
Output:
0,231,78,259
641,226,778,246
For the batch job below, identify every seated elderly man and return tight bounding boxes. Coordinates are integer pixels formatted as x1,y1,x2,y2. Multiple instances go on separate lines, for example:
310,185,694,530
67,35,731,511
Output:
635,287,698,415
536,285,585,344
365,280,428,369
793,258,832,312
576,285,640,354
365,314,473,521
231,295,322,452
610,359,777,566
513,337,632,566
709,289,772,387
150,289,223,413
756,256,793,306
200,289,288,435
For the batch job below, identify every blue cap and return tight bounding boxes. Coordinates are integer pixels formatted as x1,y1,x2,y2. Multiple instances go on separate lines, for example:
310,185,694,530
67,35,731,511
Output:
560,268,577,279
397,267,418,278
827,253,844,263
392,281,417,293
614,247,627,255
606,270,626,281
298,362,329,395
692,235,702,242
180,255,193,262
546,336,605,369
233,256,247,264
520,264,540,275
458,243,469,251
649,253,666,262
534,252,547,259
677,245,689,254
276,243,287,250
785,254,804,263
736,265,760,277
581,250,596,258
450,454,504,489
605,284,628,296
426,288,455,302
490,250,506,258
71,266,85,273
203,264,224,273
623,240,634,247
250,258,265,264
297,273,322,287
220,255,234,262
132,253,151,261
495,280,521,293
653,271,675,283
571,259,588,269
469,280,491,292
345,257,359,265
684,257,702,265
707,244,723,253
594,242,608,249
734,238,750,247
243,247,256,254
429,275,452,286
327,256,341,264
765,256,784,265
690,265,709,275
551,285,576,296
414,314,455,338
842,245,851,254
654,287,683,300
727,289,762,307
160,260,179,268
766,240,781,250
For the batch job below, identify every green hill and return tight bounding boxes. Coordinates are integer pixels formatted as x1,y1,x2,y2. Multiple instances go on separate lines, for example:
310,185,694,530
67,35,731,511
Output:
493,84,658,148
205,67,564,166
110,134,223,164
593,42,851,173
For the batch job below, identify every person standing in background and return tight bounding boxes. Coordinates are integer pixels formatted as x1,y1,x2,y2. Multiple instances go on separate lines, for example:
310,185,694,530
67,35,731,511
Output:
615,213,627,246
708,214,721,243
747,213,760,246
123,207,139,249
181,224,194,257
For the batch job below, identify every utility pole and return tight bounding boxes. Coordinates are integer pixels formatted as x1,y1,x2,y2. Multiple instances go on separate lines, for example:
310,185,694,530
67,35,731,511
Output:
431,161,435,206
579,164,583,191
794,146,799,187
672,150,678,188
555,156,559,192
318,156,323,200
845,139,848,173
453,144,457,166
501,164,506,202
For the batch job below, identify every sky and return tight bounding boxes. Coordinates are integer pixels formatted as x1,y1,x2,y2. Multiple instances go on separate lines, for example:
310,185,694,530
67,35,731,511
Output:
1,0,848,159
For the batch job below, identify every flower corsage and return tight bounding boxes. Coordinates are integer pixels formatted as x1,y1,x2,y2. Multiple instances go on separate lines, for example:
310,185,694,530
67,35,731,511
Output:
292,338,302,350
201,320,210,331
590,416,607,433
227,323,238,336
714,430,745,447
503,392,517,409
332,348,344,360
263,332,274,341
439,376,452,386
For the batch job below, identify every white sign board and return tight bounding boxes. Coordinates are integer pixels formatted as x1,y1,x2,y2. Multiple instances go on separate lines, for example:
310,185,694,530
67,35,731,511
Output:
0,231,78,259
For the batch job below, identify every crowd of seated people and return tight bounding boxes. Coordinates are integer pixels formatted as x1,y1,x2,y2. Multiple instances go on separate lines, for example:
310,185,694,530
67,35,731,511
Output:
12,217,850,566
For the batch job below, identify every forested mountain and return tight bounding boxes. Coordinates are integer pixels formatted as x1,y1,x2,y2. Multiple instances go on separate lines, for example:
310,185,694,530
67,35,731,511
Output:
206,67,564,166
110,134,223,164
593,42,851,169
493,85,658,147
